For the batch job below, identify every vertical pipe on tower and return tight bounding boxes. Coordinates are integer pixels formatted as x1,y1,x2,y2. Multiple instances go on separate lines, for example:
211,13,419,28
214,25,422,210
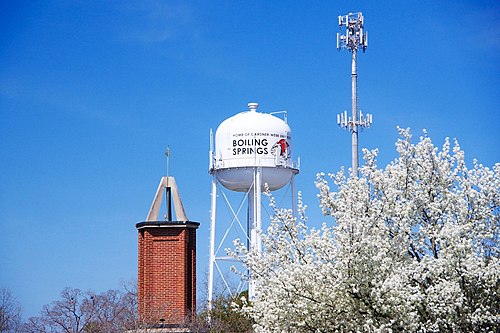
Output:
247,184,255,300
248,165,262,300
255,166,262,254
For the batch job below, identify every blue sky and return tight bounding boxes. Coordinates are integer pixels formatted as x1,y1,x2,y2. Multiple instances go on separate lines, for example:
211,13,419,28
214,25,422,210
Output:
1,0,498,319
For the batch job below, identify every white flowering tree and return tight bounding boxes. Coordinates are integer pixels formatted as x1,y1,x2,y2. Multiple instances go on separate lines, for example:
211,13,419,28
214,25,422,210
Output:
232,128,499,332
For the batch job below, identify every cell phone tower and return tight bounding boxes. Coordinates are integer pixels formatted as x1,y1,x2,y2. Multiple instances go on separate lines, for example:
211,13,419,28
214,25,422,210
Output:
336,12,372,178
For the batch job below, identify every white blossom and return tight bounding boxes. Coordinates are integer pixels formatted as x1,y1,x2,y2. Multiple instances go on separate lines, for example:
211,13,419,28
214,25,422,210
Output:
231,129,500,332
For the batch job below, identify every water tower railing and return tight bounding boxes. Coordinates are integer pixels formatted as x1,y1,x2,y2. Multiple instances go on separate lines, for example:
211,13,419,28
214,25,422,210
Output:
269,110,288,123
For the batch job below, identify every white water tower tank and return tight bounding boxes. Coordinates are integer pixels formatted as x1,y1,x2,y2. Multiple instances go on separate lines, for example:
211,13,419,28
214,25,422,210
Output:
210,103,299,192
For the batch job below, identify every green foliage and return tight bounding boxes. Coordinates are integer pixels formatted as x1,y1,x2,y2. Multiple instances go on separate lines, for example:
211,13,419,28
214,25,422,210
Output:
194,291,253,333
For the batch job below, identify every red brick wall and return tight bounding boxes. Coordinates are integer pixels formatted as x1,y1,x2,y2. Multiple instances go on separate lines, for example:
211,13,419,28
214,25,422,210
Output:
137,224,197,325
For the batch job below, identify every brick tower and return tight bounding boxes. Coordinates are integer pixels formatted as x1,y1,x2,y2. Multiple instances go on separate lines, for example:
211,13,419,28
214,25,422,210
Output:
137,176,199,326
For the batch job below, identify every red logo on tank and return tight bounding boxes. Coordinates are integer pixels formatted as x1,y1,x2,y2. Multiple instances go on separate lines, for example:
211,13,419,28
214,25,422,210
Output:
272,139,290,157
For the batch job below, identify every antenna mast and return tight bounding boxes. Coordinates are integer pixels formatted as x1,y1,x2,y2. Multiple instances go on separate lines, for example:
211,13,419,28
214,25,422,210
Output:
336,12,372,178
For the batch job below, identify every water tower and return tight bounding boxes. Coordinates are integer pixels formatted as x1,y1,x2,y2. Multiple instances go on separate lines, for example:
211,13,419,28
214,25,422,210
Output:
208,102,299,308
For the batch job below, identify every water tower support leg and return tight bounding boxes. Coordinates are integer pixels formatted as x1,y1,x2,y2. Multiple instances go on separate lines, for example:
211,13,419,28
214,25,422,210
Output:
208,177,217,313
291,174,297,218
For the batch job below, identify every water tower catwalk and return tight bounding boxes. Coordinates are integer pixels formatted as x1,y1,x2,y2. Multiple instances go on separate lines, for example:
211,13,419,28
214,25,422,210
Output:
208,102,299,308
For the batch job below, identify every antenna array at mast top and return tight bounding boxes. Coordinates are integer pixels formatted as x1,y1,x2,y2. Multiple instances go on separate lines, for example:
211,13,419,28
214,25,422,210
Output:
336,12,368,52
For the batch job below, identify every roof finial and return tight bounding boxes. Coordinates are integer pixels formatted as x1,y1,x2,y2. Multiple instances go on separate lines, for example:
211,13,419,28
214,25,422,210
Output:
165,146,171,178
248,102,259,111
